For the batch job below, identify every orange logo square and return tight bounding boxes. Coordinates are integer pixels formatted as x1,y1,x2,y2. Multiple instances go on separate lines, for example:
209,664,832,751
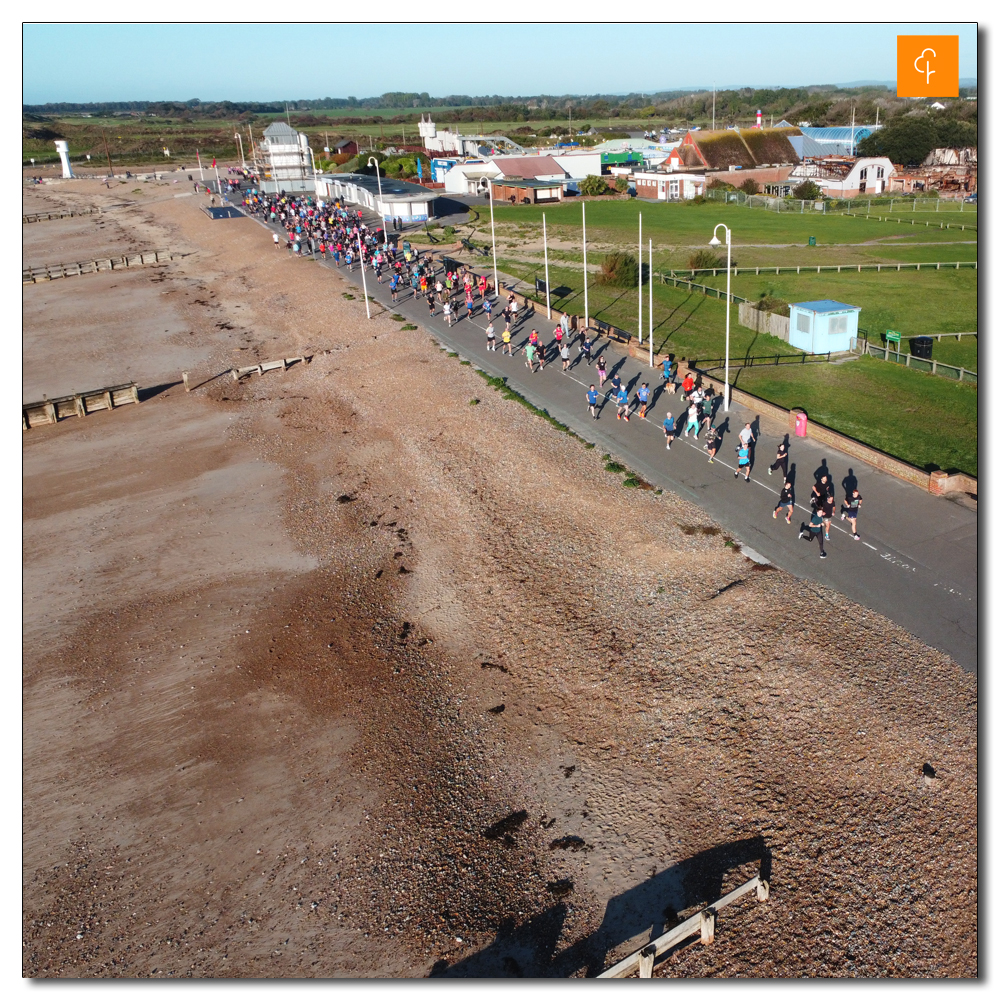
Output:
897,35,959,97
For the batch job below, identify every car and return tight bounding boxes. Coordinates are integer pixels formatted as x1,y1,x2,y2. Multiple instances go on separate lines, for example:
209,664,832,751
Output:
964,193,977,203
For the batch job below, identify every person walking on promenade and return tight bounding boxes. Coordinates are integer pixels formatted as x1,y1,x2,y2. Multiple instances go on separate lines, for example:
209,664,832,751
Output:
636,383,650,420
841,488,863,540
774,479,794,522
615,385,630,421
273,231,280,249
662,411,675,449
768,437,789,477
443,300,454,327
596,357,608,388
799,508,828,558
582,337,593,365
587,384,599,420
738,422,756,450
735,441,751,481
483,295,492,324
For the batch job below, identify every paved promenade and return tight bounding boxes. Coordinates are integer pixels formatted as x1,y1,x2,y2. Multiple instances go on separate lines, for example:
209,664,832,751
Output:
251,211,978,672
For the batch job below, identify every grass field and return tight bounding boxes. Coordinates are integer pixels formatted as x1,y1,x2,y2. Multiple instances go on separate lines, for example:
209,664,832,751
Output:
736,356,978,477
919,337,978,371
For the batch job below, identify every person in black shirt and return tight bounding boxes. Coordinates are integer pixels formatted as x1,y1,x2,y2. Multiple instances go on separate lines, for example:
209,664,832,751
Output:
768,437,789,477
773,480,794,523
841,489,863,540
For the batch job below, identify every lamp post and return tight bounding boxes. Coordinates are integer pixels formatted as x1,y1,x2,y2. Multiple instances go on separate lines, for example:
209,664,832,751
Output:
543,212,551,320
367,156,388,248
357,231,371,321
649,237,653,367
488,176,498,299
638,212,642,345
582,201,589,331
708,223,732,411
234,132,246,171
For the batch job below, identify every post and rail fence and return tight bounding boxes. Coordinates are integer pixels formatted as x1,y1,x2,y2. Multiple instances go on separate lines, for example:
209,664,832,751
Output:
23,250,185,283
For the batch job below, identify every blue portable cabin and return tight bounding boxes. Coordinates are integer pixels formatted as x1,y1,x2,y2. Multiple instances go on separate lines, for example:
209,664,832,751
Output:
789,300,861,353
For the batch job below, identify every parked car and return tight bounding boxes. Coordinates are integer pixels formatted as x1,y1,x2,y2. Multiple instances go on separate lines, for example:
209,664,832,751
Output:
964,193,977,203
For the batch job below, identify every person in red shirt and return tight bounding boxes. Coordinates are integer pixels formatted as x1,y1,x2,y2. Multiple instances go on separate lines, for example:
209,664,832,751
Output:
681,372,695,400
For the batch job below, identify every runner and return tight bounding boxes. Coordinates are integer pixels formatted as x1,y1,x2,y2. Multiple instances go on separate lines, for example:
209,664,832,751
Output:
683,402,700,439
768,437,789,477
841,488,863,540
553,324,563,353
681,371,695,400
821,494,836,541
486,321,496,350
483,296,493,323
704,423,721,463
738,422,756,450
596,357,608,388
443,300,453,327
524,341,537,373
799,508,828,558
608,372,622,400
465,291,475,320
537,340,546,371
390,273,399,303
615,385,630,421
510,295,519,328
587,384,599,420
636,383,650,419
427,292,436,317
502,327,514,356
662,411,675,449
502,305,512,334
561,342,571,370
582,338,593,365
735,441,751,481
773,480,794,522
272,232,280,249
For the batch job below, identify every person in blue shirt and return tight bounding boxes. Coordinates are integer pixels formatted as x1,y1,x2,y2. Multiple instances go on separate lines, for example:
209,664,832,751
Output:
662,412,675,449
635,383,650,419
616,386,630,421
608,372,622,400
586,384,599,420
390,274,399,303
735,442,751,481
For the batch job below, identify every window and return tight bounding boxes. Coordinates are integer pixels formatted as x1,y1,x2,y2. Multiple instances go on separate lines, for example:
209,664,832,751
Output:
859,182,866,193
829,315,848,335
796,312,811,333
876,166,884,179
860,167,868,180
669,180,679,198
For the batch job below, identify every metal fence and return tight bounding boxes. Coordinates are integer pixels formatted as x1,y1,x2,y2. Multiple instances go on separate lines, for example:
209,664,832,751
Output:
704,188,977,219
693,352,832,371
670,260,976,279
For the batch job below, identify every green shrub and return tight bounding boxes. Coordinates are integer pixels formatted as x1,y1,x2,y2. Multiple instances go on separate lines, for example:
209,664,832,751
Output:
614,175,629,193
740,177,760,195
598,251,639,287
688,249,726,271
793,180,822,200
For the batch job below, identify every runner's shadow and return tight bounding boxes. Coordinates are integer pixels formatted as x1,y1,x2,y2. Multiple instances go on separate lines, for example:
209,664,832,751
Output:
842,467,858,495
813,458,830,483
788,462,797,488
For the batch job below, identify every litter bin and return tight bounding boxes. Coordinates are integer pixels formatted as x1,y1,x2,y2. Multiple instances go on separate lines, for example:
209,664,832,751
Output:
808,236,816,246
794,410,808,437
910,336,933,359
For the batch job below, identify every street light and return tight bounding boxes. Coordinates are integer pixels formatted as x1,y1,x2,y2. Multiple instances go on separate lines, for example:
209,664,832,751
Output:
234,132,246,171
708,223,732,411
488,176,498,300
367,156,388,248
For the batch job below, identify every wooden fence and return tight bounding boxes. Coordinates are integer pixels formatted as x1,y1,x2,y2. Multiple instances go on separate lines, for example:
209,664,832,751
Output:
23,208,101,224
737,303,790,341
840,212,976,233
226,355,312,382
669,260,976,279
597,873,770,978
23,250,184,283
23,382,139,429
856,341,977,384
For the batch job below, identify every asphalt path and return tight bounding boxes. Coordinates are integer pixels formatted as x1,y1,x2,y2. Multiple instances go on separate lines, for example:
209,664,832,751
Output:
242,205,978,673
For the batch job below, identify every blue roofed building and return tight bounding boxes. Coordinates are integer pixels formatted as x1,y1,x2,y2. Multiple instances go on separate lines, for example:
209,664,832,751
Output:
789,300,861,353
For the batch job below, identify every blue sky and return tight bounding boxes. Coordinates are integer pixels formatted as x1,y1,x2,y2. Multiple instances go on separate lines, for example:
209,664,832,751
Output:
22,22,978,104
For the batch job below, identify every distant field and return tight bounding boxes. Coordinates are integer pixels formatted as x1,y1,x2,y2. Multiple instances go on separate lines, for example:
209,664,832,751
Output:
736,356,978,477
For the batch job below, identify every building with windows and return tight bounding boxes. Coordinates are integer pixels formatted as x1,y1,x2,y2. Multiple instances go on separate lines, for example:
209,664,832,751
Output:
314,173,438,223
789,300,860,353
789,156,895,197
260,121,313,192
633,171,706,200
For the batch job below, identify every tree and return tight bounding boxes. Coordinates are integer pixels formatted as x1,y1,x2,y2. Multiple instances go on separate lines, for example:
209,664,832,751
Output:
740,177,760,195
856,111,976,166
599,251,639,287
614,175,629,193
579,174,610,197
688,250,726,271
793,180,822,200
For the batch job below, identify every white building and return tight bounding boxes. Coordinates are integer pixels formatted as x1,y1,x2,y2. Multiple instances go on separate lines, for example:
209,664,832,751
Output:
315,174,437,223
633,171,707,200
419,115,525,157
261,121,313,192
789,156,895,197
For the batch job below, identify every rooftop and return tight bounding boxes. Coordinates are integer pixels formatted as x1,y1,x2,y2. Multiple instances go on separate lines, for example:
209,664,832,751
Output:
793,300,861,313
323,173,438,201
263,121,300,139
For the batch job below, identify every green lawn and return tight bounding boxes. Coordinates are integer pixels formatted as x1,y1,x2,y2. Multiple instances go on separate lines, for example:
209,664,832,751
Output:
491,199,975,254
736,356,978,477
497,257,796,362
924,337,978,371
695,267,977,338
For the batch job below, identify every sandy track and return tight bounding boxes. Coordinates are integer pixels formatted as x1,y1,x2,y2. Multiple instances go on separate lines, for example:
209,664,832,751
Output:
22,180,976,978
